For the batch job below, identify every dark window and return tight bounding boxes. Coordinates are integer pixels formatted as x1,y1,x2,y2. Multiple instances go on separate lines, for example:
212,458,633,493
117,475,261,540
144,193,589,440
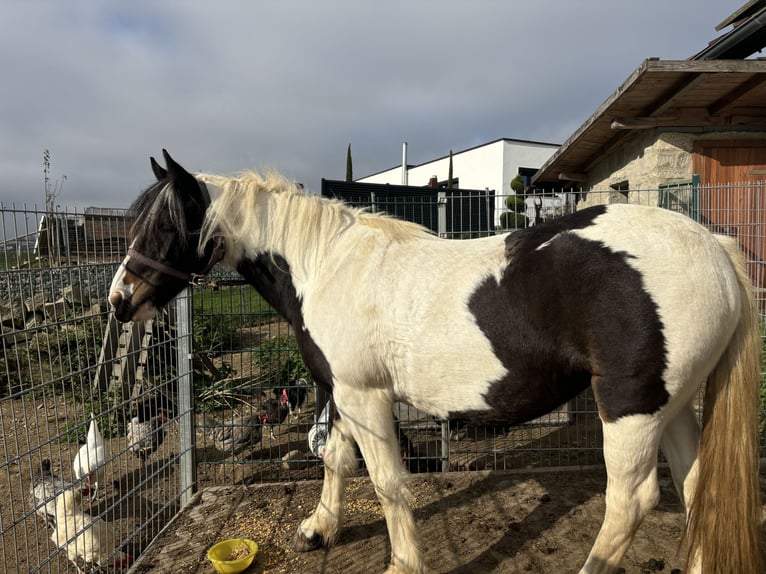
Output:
610,180,629,199
518,167,538,188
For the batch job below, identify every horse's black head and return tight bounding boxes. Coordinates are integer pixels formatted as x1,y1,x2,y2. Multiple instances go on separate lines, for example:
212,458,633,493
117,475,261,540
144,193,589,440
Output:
109,150,222,323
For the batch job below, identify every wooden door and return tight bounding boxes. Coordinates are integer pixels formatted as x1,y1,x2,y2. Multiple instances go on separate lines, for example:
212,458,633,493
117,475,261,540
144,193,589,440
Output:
693,141,766,291
694,141,766,184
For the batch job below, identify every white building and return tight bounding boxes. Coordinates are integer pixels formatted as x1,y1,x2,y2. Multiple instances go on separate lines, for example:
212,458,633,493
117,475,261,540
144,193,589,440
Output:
357,138,560,227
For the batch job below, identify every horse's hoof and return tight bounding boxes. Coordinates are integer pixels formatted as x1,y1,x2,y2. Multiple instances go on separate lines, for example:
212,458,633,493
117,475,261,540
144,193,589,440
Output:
290,529,325,552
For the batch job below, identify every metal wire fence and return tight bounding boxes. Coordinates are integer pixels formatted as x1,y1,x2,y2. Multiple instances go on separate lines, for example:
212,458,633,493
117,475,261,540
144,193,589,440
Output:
0,182,764,572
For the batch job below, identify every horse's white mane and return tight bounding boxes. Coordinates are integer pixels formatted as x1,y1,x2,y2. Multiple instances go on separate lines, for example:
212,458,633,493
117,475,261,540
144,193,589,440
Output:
197,170,433,257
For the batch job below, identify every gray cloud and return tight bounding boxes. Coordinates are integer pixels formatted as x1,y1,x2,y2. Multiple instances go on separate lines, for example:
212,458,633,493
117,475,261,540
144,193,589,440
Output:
0,0,739,208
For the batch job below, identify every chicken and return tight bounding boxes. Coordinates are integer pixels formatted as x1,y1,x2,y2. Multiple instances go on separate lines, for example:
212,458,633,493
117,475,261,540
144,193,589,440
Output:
126,414,164,462
208,394,289,456
29,459,71,529
272,377,309,420
126,393,176,461
208,412,263,456
50,487,132,573
261,394,291,440
72,413,107,498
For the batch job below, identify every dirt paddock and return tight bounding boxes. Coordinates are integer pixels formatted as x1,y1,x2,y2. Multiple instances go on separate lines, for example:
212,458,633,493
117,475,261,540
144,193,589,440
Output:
129,468,766,574
4,392,764,573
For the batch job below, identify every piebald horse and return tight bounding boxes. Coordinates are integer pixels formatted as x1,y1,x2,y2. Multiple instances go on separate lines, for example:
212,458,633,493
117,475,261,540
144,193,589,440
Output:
109,150,762,574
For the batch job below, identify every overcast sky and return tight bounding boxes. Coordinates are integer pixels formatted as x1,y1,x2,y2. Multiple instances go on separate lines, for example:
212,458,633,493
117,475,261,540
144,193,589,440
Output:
0,1,750,210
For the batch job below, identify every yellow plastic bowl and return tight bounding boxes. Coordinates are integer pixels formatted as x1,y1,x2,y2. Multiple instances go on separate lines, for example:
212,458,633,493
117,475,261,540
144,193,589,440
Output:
206,538,258,574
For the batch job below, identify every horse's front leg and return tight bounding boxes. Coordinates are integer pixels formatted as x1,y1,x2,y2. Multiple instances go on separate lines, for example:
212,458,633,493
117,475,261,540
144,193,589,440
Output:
339,391,425,574
292,413,358,551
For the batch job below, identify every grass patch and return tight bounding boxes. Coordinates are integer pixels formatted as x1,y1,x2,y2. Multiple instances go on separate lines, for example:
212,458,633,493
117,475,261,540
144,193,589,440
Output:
192,285,279,352
193,285,275,325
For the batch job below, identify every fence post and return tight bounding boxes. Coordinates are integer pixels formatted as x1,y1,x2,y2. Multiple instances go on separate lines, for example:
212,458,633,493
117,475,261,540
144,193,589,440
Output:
176,287,197,507
437,190,447,237
441,420,450,472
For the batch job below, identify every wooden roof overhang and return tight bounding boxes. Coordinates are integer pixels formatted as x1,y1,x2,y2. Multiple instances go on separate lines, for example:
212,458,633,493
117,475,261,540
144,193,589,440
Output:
531,59,766,187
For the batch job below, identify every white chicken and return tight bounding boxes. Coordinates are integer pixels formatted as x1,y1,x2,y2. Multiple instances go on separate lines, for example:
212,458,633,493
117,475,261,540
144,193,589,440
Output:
50,487,132,573
72,413,107,498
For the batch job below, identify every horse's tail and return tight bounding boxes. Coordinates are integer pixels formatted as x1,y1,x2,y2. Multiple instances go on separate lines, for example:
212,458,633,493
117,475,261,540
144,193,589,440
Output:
687,236,762,574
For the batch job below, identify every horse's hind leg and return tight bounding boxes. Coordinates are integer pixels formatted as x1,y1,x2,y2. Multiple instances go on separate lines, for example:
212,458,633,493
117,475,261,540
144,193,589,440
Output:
660,403,702,574
659,403,700,512
581,415,662,574
292,413,358,551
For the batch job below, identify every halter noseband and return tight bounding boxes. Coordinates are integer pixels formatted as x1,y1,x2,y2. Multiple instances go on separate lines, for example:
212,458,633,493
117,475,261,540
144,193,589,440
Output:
127,235,226,285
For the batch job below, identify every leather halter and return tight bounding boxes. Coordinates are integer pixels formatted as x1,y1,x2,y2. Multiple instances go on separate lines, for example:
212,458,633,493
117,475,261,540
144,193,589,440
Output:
127,236,226,285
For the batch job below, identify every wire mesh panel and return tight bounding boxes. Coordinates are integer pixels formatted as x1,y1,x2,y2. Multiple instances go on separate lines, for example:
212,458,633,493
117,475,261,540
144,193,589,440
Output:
191,276,326,486
0,204,185,573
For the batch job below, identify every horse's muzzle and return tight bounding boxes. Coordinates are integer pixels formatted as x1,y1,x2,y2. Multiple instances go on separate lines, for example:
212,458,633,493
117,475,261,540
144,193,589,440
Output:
111,296,135,324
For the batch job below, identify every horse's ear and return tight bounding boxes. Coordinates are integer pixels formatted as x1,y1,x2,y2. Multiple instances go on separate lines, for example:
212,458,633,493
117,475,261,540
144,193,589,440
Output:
161,149,209,206
162,149,190,179
150,156,167,181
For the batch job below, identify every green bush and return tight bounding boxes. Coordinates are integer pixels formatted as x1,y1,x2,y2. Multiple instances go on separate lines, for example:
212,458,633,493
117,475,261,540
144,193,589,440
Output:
505,195,525,212
193,314,236,355
499,211,527,230
255,335,309,384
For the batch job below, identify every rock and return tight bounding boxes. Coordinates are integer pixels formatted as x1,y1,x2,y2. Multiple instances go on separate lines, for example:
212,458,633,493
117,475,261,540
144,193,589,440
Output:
43,299,69,320
24,293,49,314
281,450,307,471
0,296,26,328
63,284,90,307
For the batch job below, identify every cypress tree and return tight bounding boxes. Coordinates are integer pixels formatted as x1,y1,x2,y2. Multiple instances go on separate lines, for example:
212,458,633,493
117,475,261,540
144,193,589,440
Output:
447,149,453,189
346,143,353,182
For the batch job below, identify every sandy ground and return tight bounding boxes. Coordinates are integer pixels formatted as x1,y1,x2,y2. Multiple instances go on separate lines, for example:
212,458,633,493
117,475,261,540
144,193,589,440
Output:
3,383,763,574
129,468,766,574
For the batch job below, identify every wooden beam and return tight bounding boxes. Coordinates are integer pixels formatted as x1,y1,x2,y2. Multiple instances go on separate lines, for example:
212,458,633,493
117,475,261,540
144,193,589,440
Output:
611,119,650,130
641,60,766,73
646,74,706,118
558,172,588,182
709,74,766,115
729,114,766,126
611,113,766,129
610,114,711,129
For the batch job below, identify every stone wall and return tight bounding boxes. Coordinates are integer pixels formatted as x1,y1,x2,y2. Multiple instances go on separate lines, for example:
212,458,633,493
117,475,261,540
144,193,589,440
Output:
0,263,116,344
579,130,766,208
